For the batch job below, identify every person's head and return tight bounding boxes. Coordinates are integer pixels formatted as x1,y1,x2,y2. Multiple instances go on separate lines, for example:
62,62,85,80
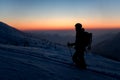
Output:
75,23,82,31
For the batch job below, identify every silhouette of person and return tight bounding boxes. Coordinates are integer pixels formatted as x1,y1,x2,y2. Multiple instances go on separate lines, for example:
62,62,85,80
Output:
68,23,91,69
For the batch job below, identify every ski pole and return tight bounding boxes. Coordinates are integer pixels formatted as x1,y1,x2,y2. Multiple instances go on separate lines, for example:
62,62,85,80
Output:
68,46,75,64
68,46,73,57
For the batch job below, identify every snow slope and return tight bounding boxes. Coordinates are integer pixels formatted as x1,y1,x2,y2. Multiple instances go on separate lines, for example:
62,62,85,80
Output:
0,22,26,45
0,22,119,80
0,44,119,80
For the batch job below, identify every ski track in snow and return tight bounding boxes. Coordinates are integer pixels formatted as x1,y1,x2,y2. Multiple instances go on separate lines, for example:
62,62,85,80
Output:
0,44,120,80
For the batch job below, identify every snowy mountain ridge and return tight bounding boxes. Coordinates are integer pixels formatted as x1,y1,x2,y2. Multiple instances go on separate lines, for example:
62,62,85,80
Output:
0,22,119,80
0,22,25,45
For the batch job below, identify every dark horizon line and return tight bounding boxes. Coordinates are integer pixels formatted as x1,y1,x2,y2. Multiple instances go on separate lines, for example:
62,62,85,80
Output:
22,28,120,31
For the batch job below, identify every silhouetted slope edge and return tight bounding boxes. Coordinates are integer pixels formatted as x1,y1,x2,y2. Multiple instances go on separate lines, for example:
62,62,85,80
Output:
0,22,61,49
0,21,23,33
0,22,26,45
92,32,120,61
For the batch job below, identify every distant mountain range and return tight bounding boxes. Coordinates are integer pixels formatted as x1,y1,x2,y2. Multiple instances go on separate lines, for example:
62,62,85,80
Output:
92,32,120,61
25,32,75,45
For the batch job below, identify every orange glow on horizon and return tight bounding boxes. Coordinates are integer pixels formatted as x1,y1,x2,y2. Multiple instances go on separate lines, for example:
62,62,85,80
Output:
6,20,120,31
12,24,120,31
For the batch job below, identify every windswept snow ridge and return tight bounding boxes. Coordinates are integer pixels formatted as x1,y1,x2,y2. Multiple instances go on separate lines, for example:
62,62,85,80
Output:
0,22,119,80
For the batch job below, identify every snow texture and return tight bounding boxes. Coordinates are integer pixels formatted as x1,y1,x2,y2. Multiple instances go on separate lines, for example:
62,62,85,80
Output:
0,22,120,80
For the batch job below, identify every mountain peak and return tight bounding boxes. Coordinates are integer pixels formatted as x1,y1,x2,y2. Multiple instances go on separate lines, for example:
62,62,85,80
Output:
0,21,4,24
0,21,3,23
0,21,23,34
0,21,10,27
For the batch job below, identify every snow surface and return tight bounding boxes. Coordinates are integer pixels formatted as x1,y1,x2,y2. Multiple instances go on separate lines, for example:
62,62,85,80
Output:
0,44,119,80
0,22,120,80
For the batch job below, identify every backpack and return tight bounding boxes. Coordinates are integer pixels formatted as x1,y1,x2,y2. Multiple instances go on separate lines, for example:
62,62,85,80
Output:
83,32,92,47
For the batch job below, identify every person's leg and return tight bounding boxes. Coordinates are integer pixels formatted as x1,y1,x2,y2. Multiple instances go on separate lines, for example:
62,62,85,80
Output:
72,51,82,67
78,49,87,69
72,49,87,69
72,52,78,64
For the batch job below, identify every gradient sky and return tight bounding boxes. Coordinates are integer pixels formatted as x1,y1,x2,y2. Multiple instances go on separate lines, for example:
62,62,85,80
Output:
0,0,120,30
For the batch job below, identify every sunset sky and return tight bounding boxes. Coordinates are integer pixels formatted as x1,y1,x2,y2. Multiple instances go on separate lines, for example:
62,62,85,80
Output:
0,0,120,30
